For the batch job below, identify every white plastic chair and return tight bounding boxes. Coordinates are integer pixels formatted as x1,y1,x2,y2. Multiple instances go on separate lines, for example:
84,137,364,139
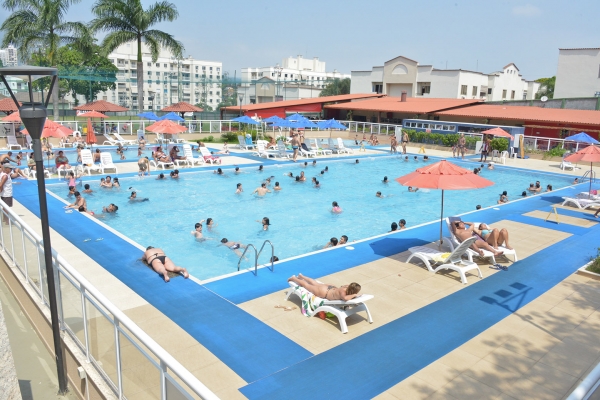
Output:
6,133,21,150
500,151,509,165
99,152,118,174
102,133,118,145
79,149,102,175
182,144,204,166
199,147,221,164
509,147,517,159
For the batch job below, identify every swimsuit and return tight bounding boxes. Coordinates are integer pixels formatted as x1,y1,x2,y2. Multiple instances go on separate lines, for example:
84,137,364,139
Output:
292,146,299,150
148,254,166,265
324,285,336,300
230,244,240,250
481,229,491,237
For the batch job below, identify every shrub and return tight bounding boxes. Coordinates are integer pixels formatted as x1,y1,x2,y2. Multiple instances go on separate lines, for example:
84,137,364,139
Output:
205,136,214,142
221,132,238,142
586,248,600,274
543,146,567,160
490,138,509,152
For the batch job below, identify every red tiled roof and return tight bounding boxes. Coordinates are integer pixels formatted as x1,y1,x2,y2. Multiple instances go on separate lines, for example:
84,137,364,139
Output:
436,104,600,126
0,97,20,113
325,97,482,114
161,102,203,113
73,100,128,112
222,93,383,113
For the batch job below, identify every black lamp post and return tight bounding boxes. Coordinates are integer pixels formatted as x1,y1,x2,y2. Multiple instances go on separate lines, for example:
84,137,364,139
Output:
0,66,67,394
239,93,243,116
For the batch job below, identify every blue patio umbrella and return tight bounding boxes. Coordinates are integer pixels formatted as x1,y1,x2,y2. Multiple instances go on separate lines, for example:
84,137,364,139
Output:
159,112,185,122
137,112,159,120
316,118,348,130
565,132,599,144
264,115,285,123
285,113,309,122
232,115,260,125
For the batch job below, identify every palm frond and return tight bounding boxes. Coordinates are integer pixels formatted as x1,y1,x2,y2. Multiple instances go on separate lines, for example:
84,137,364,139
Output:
144,29,183,58
100,30,137,55
146,1,178,25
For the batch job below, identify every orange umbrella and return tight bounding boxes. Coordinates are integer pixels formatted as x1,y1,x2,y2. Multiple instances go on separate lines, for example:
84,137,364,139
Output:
396,160,494,245
481,127,514,139
565,145,600,195
22,119,73,138
87,118,96,146
145,119,187,134
77,111,107,119
2,112,21,122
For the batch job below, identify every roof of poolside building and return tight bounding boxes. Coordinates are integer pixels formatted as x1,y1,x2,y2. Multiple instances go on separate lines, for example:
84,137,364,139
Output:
324,96,483,114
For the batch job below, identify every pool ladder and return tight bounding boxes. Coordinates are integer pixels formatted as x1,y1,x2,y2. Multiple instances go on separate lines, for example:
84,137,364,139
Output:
237,240,275,276
582,170,597,183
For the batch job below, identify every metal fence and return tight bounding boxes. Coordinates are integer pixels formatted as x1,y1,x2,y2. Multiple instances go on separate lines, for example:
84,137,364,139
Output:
0,201,218,400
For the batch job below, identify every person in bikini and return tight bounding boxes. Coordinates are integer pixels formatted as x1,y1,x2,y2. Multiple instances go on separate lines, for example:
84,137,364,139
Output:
475,223,513,250
288,273,361,301
458,133,466,160
142,246,189,283
452,220,504,256
219,238,246,257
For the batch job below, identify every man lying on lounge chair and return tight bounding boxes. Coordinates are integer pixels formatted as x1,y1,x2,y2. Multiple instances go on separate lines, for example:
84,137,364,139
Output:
288,273,361,301
452,221,504,257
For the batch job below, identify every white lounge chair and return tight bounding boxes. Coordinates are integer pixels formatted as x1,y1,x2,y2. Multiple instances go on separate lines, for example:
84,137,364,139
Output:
273,141,292,159
6,133,21,150
154,133,171,145
170,134,186,144
444,217,518,264
78,149,102,175
300,142,317,158
112,132,136,145
56,164,75,180
149,159,174,170
199,146,221,164
285,281,374,334
182,144,204,166
237,135,255,150
168,145,190,168
252,141,271,158
27,167,51,179
99,152,118,174
310,138,332,156
336,138,354,154
407,237,483,284
102,133,118,145
561,197,600,209
25,135,32,150
560,160,574,170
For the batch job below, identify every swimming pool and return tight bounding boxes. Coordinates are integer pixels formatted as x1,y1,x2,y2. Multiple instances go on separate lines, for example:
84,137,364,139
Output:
48,156,573,280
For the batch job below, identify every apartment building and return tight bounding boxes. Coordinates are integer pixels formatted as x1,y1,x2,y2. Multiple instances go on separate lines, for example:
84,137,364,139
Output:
0,45,18,67
554,47,600,98
239,55,350,104
351,56,539,101
96,42,223,110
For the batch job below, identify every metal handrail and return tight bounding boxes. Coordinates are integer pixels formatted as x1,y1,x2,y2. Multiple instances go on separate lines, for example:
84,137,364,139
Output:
257,240,275,272
582,170,597,183
237,244,258,275
0,200,218,400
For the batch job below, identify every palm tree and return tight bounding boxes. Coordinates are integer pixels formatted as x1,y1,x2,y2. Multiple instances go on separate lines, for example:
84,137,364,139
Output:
91,0,183,112
1,0,88,119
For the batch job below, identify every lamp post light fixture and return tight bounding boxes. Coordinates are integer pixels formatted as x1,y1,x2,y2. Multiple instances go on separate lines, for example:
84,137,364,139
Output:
239,93,243,116
0,66,68,394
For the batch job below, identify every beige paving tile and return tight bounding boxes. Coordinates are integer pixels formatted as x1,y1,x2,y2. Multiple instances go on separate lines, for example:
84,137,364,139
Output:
524,361,580,396
499,326,561,361
539,339,600,377
413,361,461,391
213,387,248,400
438,348,482,372
482,346,537,375
381,375,436,399
191,361,246,394
523,210,597,227
437,373,502,400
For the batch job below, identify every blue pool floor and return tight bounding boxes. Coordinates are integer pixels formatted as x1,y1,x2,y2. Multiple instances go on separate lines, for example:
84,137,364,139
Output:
12,148,600,399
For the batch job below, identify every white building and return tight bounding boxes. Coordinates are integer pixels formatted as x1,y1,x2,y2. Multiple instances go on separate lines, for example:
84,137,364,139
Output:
0,45,18,67
91,42,222,111
554,48,600,98
239,55,350,104
351,56,539,101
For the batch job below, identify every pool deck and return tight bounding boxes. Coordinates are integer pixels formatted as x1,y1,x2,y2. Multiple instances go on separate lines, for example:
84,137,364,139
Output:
6,141,600,399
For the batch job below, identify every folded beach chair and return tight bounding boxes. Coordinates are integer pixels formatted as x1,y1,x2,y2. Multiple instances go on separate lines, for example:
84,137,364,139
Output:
407,237,483,284
310,138,332,156
199,146,221,164
183,144,204,166
6,133,21,150
252,141,271,158
274,141,292,159
300,142,317,158
444,217,518,264
336,137,354,154
102,133,118,145
79,149,102,175
561,197,600,210
327,137,344,154
285,281,374,334
112,132,136,145
99,152,118,174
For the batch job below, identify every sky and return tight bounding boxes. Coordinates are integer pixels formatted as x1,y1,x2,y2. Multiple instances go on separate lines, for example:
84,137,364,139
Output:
1,0,599,81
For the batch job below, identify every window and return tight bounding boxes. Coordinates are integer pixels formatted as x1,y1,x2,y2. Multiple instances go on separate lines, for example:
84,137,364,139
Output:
217,75,220,79
155,72,160,76
472,86,477,96
209,91,212,95
202,66,206,70
164,63,167,68
209,75,213,79
216,91,220,95
155,63,160,67
502,90,507,99
435,124,442,130
285,74,288,78
511,90,515,99
216,67,220,72
523,91,528,100
209,99,213,103
147,71,152,76
147,62,151,67
209,67,213,71
460,85,467,95
487,88,492,95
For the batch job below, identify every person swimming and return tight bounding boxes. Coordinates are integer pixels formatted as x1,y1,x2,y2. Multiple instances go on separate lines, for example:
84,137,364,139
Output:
331,201,342,213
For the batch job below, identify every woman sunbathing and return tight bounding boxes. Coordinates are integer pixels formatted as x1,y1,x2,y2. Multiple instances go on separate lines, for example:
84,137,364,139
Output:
452,221,504,257
475,223,513,250
288,274,361,301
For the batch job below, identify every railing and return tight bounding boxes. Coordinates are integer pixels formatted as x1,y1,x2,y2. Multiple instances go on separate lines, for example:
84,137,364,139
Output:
237,244,258,275
257,240,275,272
237,240,275,275
0,201,218,400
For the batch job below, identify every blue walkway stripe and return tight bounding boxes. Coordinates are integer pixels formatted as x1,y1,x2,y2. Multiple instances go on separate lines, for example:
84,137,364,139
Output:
13,181,312,383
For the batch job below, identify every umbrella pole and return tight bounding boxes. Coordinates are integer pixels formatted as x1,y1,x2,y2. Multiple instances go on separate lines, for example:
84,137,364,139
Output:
590,162,593,195
439,190,445,249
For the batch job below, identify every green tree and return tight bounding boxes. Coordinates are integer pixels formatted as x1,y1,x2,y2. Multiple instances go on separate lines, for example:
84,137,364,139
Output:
535,76,555,99
1,0,89,119
91,0,184,112
195,101,212,112
319,77,351,97
56,44,118,103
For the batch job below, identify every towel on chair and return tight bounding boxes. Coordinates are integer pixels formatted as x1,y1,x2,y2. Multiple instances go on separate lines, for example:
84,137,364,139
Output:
291,285,325,317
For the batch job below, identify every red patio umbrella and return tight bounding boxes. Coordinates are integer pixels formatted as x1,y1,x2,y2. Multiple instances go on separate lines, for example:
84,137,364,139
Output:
481,127,514,139
564,145,600,195
396,160,494,246
77,111,107,149
145,119,187,134
2,112,21,122
22,119,73,138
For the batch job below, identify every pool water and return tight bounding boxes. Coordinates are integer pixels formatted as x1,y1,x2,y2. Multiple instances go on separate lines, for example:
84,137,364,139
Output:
48,156,573,280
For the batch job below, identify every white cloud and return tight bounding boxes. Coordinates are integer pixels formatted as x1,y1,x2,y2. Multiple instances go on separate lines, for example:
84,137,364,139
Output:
512,4,542,17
